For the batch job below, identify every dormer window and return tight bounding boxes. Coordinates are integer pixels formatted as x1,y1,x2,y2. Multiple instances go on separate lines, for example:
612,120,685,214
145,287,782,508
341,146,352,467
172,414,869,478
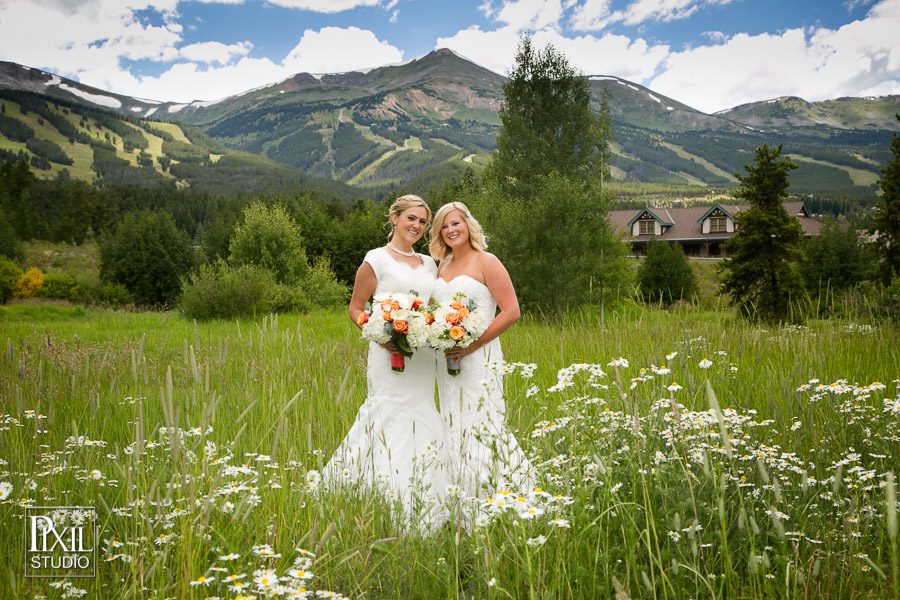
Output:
639,220,654,235
709,216,727,233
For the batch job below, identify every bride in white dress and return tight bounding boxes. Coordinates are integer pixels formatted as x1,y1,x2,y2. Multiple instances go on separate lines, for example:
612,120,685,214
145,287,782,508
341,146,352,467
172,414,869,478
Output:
324,195,450,532
429,202,535,521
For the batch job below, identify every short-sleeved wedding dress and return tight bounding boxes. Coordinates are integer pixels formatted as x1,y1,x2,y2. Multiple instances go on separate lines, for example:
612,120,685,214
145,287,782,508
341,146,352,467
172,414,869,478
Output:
433,273,535,515
324,247,450,532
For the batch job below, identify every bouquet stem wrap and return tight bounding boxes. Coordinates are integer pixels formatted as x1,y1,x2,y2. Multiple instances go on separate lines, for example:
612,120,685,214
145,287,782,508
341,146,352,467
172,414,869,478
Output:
446,355,460,377
391,353,406,372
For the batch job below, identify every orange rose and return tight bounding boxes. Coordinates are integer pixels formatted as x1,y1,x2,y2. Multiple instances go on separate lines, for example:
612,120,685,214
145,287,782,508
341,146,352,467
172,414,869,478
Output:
393,320,408,334
446,311,462,325
357,312,369,326
388,300,401,310
458,307,469,319
424,313,434,325
450,302,465,310
449,326,465,341
382,311,393,322
412,298,423,310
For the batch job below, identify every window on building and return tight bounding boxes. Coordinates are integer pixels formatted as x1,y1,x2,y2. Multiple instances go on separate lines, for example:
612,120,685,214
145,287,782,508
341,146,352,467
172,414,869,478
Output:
709,216,727,233
638,220,654,235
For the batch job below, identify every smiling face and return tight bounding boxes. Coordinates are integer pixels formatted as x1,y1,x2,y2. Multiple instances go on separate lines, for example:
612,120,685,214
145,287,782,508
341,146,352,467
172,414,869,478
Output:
440,209,470,251
391,206,428,246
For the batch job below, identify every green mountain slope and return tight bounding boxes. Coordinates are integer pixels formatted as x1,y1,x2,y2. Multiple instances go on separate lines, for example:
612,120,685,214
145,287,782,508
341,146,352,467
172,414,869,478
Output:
2,52,898,196
0,87,355,197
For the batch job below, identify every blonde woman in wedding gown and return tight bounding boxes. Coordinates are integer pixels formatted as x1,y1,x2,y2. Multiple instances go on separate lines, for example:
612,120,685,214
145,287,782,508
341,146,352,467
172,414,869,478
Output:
429,202,535,523
324,195,450,533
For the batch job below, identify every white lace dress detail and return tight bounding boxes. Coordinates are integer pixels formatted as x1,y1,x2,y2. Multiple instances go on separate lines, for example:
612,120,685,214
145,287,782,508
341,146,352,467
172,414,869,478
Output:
433,274,536,517
324,247,449,533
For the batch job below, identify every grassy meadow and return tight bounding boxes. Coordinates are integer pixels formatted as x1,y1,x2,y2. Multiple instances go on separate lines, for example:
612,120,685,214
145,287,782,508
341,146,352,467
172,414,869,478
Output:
1,303,898,599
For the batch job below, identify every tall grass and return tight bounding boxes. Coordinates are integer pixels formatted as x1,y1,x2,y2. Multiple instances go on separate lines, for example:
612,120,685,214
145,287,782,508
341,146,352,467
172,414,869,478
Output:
1,304,898,599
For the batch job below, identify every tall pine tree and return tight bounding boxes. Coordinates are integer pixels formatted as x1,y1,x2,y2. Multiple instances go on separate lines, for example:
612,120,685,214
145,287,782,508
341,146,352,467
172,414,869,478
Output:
870,114,900,283
718,143,805,322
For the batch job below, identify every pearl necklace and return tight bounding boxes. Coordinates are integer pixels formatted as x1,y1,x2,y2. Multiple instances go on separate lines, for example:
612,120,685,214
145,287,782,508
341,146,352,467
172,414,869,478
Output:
387,242,416,257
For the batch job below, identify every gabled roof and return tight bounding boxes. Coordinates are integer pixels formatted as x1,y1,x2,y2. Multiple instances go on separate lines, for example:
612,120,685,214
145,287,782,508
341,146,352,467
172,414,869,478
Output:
696,203,737,224
608,201,822,243
626,207,673,228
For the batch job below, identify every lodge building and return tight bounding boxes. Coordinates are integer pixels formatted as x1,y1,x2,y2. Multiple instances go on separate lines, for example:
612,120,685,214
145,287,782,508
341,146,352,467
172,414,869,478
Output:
608,201,822,257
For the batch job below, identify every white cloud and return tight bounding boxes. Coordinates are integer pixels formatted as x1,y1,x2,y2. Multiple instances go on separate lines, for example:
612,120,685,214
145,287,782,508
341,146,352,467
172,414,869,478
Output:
282,26,404,74
570,0,614,31
179,40,252,64
263,0,382,12
437,25,668,81
649,0,900,112
701,30,727,43
621,0,734,25
494,0,565,30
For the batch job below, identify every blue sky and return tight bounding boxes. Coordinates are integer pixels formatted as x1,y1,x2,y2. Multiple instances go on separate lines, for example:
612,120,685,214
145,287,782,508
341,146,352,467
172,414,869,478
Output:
1,0,898,113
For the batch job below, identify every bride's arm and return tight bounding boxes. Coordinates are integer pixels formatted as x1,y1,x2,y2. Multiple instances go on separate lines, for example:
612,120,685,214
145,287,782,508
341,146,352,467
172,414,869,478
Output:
349,262,377,327
450,253,520,361
349,261,398,353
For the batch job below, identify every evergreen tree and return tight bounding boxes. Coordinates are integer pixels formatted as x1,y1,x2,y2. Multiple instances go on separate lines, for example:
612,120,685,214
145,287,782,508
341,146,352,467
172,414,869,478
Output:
869,114,900,282
99,211,194,306
718,144,805,322
637,240,699,306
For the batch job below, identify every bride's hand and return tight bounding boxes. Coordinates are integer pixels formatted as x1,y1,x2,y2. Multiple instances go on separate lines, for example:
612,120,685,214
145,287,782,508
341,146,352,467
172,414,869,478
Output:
380,340,399,354
446,345,475,364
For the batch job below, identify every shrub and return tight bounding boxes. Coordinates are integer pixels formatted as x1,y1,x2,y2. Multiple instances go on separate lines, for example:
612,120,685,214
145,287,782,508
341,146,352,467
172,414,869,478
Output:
37,271,79,302
179,261,277,321
0,257,23,303
637,240,699,306
12,266,44,299
801,222,876,293
300,256,350,309
100,283,134,307
271,284,312,314
229,202,309,285
99,211,194,306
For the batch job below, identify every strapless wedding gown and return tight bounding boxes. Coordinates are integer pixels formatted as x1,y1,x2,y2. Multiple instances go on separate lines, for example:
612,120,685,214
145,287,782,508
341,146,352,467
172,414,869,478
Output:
433,275,535,515
324,247,450,533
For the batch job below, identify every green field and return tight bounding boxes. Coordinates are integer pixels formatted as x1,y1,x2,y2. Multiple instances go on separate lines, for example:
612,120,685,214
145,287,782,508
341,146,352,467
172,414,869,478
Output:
1,304,898,599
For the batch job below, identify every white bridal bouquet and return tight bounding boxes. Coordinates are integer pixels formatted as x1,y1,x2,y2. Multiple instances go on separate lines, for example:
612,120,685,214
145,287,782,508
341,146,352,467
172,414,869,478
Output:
427,291,487,376
358,291,432,372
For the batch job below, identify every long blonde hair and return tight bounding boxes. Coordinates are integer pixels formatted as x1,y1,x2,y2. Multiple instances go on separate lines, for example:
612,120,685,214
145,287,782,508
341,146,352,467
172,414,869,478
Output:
429,201,487,261
387,194,431,240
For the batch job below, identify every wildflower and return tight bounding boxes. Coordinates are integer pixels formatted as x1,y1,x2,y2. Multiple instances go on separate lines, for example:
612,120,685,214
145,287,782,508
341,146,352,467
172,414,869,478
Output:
699,359,713,369
611,482,623,493
189,576,214,586
550,518,570,528
668,530,681,542
666,352,677,360
791,421,801,431
526,535,547,547
0,481,12,501
254,568,278,589
224,573,247,582
488,578,497,587
220,553,240,561
667,382,683,392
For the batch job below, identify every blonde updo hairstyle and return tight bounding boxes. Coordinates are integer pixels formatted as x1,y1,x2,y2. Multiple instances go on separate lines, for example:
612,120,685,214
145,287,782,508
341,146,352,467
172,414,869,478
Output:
387,194,431,241
429,201,488,261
